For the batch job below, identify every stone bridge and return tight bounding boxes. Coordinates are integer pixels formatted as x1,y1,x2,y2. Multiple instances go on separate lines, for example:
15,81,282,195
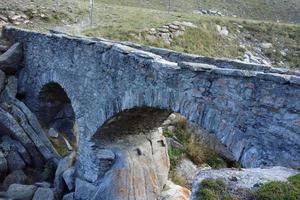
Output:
2,27,300,184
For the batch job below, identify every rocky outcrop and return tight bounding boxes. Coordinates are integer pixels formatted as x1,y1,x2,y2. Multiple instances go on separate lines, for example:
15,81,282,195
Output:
0,42,22,74
0,40,63,198
133,21,197,44
191,166,299,200
193,9,224,16
6,184,37,200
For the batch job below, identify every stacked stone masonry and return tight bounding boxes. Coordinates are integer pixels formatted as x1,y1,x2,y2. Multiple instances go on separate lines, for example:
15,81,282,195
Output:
2,27,299,194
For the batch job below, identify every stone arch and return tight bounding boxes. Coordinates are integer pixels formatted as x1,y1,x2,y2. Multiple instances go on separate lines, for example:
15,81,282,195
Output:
90,106,172,199
37,82,78,155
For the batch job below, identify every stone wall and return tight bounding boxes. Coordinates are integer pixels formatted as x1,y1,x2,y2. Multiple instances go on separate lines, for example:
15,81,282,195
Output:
2,27,300,194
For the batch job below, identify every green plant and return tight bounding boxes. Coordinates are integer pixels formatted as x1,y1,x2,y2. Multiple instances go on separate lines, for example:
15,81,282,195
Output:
169,170,189,188
49,137,69,157
255,174,300,200
168,146,184,170
197,178,234,200
288,173,300,188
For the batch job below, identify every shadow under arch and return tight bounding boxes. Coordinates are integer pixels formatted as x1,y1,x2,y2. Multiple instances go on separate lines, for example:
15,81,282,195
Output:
89,105,235,199
91,106,172,199
38,82,78,155
93,107,172,145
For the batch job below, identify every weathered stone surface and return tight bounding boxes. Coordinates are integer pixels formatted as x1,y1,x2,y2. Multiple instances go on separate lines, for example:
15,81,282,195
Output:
74,178,97,200
0,150,7,174
6,151,26,171
0,45,8,53
0,191,9,198
0,42,22,74
160,180,191,200
48,128,59,138
191,166,299,200
91,126,170,200
63,192,74,200
0,105,45,168
35,181,51,188
63,167,75,191
175,158,199,186
2,170,28,190
2,27,300,184
6,184,37,200
32,187,54,200
54,152,76,195
1,135,31,165
0,77,61,166
0,70,5,92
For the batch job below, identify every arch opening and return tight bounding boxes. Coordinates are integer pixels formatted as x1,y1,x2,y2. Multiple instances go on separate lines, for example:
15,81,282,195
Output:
90,106,237,199
38,82,77,156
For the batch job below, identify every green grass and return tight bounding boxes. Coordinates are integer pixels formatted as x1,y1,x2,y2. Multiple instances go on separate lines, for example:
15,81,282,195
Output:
3,0,299,69
255,174,300,200
197,178,235,200
163,118,237,188
163,127,233,170
95,0,300,24
163,116,239,188
81,3,300,69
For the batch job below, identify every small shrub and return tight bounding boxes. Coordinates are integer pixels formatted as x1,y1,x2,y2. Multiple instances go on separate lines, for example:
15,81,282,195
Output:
255,174,300,200
163,129,175,138
288,173,300,188
168,146,185,170
197,178,234,200
49,137,69,157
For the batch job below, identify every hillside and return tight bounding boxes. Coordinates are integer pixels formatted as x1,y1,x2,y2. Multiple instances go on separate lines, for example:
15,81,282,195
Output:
97,0,300,24
1,0,299,69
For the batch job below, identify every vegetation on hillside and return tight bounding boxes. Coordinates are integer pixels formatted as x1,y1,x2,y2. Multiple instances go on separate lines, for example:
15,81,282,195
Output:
2,0,299,69
255,173,300,200
81,4,300,69
197,174,300,200
95,0,300,24
163,117,240,188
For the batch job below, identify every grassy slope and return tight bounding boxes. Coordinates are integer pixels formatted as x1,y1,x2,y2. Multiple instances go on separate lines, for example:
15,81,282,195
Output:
82,3,300,69
96,0,300,24
1,0,300,69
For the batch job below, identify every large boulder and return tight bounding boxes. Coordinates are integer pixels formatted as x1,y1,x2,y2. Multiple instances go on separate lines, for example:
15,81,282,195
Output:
191,166,299,200
0,43,23,74
6,184,37,200
75,178,97,200
32,187,55,200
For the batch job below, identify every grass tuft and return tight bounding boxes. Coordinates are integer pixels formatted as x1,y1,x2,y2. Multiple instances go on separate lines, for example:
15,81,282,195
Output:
255,173,300,200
